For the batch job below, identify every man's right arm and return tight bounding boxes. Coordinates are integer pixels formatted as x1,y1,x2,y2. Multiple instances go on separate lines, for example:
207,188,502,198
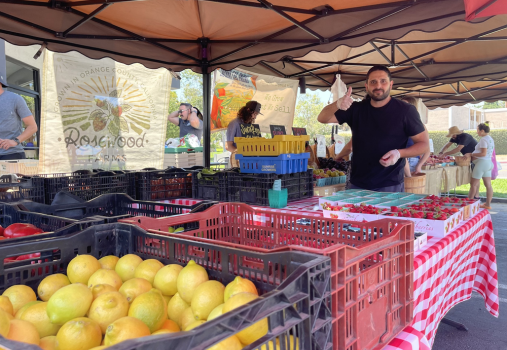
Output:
317,102,339,124
439,142,452,154
318,87,353,125
167,111,179,126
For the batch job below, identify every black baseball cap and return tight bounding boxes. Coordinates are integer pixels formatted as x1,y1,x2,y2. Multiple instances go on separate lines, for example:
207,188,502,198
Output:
245,100,263,115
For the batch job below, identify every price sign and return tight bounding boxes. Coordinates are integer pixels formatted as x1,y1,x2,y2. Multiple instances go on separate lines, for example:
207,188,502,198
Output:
240,123,261,138
270,125,286,138
292,127,307,136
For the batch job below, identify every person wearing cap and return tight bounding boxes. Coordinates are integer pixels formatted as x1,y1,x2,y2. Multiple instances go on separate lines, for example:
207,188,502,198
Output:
439,126,477,157
167,103,203,140
0,73,38,160
225,100,262,153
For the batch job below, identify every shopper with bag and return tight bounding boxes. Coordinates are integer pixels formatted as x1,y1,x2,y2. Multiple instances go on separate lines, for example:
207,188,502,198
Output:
469,122,495,210
317,66,429,192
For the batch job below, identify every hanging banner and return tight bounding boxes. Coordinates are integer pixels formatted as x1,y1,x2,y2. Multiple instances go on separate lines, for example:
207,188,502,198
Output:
210,68,298,134
40,51,171,172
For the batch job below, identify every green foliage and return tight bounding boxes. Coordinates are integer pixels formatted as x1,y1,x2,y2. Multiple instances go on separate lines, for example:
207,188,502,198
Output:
293,92,333,144
482,101,506,109
455,179,507,198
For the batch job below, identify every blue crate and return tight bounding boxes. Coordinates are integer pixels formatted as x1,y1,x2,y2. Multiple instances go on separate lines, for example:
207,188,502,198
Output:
235,153,310,174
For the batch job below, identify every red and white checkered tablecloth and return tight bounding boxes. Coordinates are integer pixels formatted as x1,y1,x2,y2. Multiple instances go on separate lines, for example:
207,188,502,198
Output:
161,198,499,350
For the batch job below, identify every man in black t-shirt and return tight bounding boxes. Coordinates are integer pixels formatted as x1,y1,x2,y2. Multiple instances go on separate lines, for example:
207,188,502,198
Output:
439,126,477,156
317,66,429,192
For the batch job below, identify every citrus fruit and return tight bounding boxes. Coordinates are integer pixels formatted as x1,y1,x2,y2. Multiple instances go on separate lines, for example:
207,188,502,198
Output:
166,292,189,328
183,320,206,331
207,304,224,321
4,312,13,321
208,335,243,350
278,335,300,350
40,335,57,350
0,308,10,337
162,295,172,306
99,255,119,270
90,284,117,301
104,316,151,346
0,296,13,316
176,260,209,303
67,255,101,284
160,319,180,333
134,259,164,284
3,285,37,314
21,302,61,337
38,274,71,302
180,307,196,331
15,300,41,319
152,329,172,335
128,289,167,333
115,254,143,282
89,347,108,350
88,292,129,334
47,283,93,325
223,292,267,345
153,264,183,296
260,340,276,350
224,276,258,301
118,278,152,304
191,280,225,321
7,319,39,345
88,269,122,291
55,317,101,350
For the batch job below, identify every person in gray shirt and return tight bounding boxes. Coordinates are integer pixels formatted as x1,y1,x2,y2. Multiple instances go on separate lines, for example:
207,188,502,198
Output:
167,103,203,140
225,100,262,153
0,74,38,160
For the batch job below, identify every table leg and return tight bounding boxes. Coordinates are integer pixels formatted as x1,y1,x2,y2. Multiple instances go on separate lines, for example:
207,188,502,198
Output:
441,317,469,331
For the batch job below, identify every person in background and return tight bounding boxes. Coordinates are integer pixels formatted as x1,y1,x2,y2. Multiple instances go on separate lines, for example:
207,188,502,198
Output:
317,66,429,192
400,96,431,177
167,103,203,140
439,126,477,157
225,101,262,153
0,74,38,160
469,122,494,210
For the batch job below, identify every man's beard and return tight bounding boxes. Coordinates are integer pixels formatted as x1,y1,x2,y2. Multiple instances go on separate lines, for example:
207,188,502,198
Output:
367,87,391,101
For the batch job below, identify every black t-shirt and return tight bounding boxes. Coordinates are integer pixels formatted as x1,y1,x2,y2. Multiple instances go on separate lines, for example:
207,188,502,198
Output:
335,98,425,190
450,133,477,154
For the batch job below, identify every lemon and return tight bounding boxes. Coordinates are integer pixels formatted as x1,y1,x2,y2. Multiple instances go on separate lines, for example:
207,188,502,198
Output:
90,284,117,301
0,296,13,316
260,340,276,350
3,285,37,314
115,254,143,282
0,308,10,337
191,280,225,321
88,292,129,334
207,304,224,321
21,302,61,337
278,335,300,350
118,278,152,304
88,269,122,291
55,317,101,350
38,274,71,302
47,283,93,325
15,300,41,319
153,264,183,296
128,289,167,333
134,259,164,284
180,307,196,331
160,319,180,333
104,316,151,346
99,255,119,270
176,260,209,303
166,293,189,328
223,292,267,345
40,335,57,350
67,255,101,284
183,320,206,331
224,276,258,301
151,329,172,335
89,347,108,350
162,295,172,306
208,335,243,350
8,319,40,345
4,312,13,321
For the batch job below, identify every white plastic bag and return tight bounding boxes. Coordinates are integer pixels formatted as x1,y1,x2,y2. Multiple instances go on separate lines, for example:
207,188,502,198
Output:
165,138,180,148
331,74,347,102
316,135,327,158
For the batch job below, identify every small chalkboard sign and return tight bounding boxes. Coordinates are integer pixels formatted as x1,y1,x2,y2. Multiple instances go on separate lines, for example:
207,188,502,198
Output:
240,123,261,138
292,127,307,136
270,125,286,138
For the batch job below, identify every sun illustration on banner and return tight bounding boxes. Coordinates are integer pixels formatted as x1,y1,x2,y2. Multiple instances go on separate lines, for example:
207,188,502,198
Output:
61,75,150,137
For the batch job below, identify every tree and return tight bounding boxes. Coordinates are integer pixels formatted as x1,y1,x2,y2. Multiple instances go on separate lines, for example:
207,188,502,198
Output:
483,100,506,109
293,92,333,142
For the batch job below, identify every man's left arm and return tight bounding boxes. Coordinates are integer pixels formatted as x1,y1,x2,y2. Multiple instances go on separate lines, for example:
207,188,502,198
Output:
189,108,202,129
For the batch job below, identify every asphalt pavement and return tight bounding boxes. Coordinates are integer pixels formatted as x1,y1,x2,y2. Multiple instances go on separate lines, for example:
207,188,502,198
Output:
432,203,507,350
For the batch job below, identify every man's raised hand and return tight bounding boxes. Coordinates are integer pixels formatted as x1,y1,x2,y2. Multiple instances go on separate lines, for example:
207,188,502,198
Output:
337,87,353,111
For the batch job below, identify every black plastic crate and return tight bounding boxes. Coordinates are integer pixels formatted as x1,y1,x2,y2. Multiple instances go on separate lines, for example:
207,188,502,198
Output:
0,223,332,350
40,170,131,204
0,175,45,204
136,167,203,201
191,169,237,202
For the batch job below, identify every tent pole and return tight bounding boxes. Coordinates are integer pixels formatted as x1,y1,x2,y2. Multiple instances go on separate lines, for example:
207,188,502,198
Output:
201,38,211,168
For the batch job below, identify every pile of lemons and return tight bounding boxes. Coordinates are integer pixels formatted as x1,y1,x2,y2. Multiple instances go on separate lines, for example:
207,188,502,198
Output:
0,254,273,350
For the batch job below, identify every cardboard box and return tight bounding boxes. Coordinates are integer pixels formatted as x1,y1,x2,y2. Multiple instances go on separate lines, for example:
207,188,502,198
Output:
415,232,428,251
314,183,345,196
381,211,460,238
323,209,379,222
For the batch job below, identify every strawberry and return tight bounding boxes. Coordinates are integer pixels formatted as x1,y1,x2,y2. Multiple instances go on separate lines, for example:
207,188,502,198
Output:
391,206,399,212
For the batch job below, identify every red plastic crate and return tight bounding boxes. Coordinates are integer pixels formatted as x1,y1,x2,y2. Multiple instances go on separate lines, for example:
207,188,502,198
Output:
120,203,415,350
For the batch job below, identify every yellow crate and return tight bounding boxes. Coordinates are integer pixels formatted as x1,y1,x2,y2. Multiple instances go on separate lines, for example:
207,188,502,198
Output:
234,135,310,156
0,160,39,176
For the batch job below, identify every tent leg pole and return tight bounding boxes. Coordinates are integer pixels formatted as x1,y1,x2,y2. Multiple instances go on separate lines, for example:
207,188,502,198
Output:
203,71,211,168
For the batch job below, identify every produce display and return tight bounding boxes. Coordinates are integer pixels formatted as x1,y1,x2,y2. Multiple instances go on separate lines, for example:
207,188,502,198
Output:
321,203,387,214
0,253,273,350
424,154,455,166
312,168,345,180
0,223,45,263
317,158,350,172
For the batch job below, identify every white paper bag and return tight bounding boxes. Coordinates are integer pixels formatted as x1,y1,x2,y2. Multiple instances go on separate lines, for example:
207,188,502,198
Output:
316,135,327,158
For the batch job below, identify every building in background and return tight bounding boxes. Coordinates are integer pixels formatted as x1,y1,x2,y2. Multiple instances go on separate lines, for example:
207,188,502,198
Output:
427,105,506,131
